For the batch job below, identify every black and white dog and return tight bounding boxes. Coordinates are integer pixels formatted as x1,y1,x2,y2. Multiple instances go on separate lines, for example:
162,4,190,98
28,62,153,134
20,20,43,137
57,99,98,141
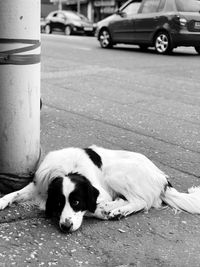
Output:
0,145,200,233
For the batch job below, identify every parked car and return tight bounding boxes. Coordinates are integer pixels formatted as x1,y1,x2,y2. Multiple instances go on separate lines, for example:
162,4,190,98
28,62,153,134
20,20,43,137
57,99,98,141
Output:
44,10,95,36
96,0,200,54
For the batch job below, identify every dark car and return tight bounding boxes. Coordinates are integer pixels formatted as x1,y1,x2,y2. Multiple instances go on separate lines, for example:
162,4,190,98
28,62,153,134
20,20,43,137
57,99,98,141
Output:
44,10,95,36
96,0,200,54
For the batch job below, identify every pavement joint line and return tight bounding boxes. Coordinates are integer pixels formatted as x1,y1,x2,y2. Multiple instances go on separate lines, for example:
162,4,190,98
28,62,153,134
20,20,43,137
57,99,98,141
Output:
49,82,200,127
50,84,137,108
44,102,200,155
156,161,200,179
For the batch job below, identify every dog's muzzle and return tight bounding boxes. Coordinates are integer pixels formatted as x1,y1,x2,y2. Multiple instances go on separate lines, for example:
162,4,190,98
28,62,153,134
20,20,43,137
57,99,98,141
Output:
59,219,73,233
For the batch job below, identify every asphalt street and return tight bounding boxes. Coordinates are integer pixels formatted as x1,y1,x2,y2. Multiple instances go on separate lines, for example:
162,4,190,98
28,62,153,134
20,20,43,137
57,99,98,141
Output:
0,34,200,266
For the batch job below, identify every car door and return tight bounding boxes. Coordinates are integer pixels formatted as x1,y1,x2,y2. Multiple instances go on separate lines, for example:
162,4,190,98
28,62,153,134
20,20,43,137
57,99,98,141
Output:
134,0,166,42
109,0,142,43
55,12,66,31
49,12,59,30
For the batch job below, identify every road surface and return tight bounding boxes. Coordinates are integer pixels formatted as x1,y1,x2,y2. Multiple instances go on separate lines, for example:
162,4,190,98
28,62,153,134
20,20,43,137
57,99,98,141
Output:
0,34,199,267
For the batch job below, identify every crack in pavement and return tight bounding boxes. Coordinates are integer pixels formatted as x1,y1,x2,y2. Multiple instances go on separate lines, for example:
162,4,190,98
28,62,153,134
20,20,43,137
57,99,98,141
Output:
41,103,200,179
44,103,200,155
50,82,200,127
155,160,200,179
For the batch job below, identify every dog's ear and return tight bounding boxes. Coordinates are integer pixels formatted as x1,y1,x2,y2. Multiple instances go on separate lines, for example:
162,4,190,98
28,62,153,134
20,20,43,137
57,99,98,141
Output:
45,177,65,217
86,184,99,213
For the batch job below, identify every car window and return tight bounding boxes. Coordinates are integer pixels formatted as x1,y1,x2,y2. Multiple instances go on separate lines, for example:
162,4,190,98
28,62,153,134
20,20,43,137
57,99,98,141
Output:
57,13,65,19
122,1,142,16
157,0,166,12
79,14,89,21
64,12,82,21
140,0,162,13
46,12,57,19
175,0,200,12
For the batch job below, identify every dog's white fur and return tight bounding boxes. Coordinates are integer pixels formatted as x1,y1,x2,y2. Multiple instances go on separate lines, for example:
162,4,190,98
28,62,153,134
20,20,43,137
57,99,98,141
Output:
0,145,200,232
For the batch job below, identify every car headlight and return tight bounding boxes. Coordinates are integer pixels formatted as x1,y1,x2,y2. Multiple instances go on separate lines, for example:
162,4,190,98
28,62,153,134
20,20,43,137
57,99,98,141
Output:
179,17,187,26
73,22,82,27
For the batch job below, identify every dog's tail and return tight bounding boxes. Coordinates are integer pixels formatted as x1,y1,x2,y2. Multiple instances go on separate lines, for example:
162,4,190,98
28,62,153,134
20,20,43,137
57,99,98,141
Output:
162,185,200,214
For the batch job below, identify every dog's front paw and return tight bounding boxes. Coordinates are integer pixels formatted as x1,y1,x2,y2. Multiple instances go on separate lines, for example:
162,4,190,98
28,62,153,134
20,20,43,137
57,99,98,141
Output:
94,207,110,220
94,203,112,220
107,208,127,220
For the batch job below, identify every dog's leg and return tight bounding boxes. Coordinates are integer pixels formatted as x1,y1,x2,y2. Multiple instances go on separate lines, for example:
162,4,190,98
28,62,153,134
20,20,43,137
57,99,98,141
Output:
107,198,147,219
99,198,128,211
0,182,36,210
86,198,146,220
91,198,129,220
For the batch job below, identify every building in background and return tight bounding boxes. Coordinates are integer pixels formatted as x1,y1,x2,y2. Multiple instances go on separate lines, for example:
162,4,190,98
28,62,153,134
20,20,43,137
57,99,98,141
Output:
41,0,126,22
41,0,57,17
93,0,116,22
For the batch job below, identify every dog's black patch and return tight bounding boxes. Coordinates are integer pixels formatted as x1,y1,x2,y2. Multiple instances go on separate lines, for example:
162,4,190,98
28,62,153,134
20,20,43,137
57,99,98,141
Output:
45,177,65,218
162,180,173,206
117,194,127,201
167,180,173,188
164,180,173,192
68,172,99,213
84,148,102,169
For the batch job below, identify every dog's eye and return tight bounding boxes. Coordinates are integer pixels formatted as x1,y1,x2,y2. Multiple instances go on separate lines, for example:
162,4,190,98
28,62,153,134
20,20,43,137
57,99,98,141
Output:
71,200,79,206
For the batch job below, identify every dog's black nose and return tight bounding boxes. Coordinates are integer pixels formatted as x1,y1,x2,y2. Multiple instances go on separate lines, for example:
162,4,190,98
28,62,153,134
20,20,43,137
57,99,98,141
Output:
60,221,73,233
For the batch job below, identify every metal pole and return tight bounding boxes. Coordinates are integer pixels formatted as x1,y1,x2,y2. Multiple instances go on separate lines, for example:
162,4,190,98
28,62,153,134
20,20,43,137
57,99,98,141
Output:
0,0,41,193
77,0,80,14
58,0,62,10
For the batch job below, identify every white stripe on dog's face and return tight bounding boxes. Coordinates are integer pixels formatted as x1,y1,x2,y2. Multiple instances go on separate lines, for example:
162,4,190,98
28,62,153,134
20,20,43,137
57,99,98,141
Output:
46,172,99,233
59,177,86,232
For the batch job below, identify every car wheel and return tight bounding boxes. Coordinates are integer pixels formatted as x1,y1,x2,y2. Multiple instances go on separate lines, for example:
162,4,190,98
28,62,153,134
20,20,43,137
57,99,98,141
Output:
154,32,172,54
99,29,113,48
65,26,72,36
194,46,200,54
45,25,51,34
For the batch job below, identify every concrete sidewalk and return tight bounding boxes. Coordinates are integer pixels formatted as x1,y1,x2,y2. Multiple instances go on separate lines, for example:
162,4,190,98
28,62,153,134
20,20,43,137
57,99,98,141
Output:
0,116,200,267
1,191,200,267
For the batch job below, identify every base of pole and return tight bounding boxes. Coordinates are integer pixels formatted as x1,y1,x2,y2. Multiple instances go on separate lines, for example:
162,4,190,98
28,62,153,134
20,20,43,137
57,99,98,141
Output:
0,148,41,194
0,173,33,194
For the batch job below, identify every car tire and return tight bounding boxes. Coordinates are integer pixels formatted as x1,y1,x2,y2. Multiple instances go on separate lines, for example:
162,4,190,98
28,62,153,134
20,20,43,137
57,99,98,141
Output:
45,25,51,34
194,46,200,54
99,29,113,48
154,32,173,54
65,26,72,36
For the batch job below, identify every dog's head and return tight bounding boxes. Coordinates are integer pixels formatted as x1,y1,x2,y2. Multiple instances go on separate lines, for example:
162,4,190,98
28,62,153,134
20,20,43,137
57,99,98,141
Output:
45,172,99,233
